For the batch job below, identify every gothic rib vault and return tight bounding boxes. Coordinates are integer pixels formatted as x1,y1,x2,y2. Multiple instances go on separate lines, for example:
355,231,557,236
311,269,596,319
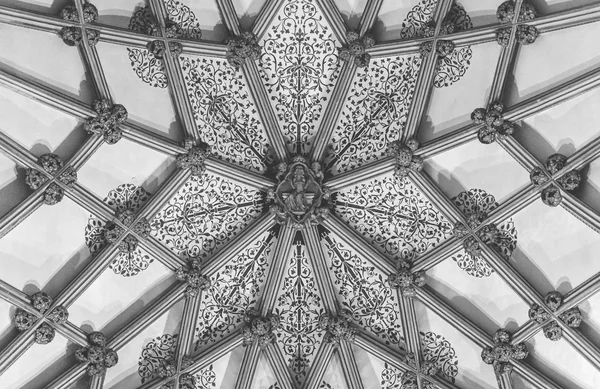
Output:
1,0,600,388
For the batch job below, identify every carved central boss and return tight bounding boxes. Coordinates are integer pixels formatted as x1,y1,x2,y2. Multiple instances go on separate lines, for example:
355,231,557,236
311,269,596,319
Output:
267,156,330,229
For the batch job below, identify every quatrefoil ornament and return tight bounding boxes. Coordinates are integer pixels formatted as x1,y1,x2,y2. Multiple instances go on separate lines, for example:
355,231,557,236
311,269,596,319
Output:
528,291,583,341
12,292,69,345
85,99,128,144
495,1,539,46
25,154,77,205
75,331,119,376
530,154,580,207
471,102,515,144
481,329,528,374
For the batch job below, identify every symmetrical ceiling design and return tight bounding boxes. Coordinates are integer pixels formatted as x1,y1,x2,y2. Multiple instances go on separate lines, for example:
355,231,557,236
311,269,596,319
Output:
1,0,600,389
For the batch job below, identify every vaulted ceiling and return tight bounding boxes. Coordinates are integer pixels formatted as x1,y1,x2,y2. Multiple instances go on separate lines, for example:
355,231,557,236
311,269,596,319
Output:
1,0,600,389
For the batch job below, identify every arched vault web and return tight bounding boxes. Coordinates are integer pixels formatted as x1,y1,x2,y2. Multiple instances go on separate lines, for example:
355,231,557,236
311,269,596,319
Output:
0,0,600,388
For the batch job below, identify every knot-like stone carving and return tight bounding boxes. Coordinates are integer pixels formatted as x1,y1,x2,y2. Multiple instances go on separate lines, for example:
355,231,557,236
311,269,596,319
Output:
147,40,183,59
225,32,262,67
419,40,455,58
25,154,77,205
75,331,118,376
85,99,128,144
318,312,356,346
388,260,426,298
60,3,98,23
176,139,211,177
530,154,580,207
528,291,582,341
58,27,100,47
242,311,280,349
267,156,331,229
471,102,515,144
420,360,439,376
497,1,537,23
481,329,528,373
496,1,539,46
387,138,424,179
176,259,211,298
339,31,375,68
13,292,69,345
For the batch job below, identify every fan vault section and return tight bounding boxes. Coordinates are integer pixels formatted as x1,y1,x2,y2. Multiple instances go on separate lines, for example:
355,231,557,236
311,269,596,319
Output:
1,0,600,389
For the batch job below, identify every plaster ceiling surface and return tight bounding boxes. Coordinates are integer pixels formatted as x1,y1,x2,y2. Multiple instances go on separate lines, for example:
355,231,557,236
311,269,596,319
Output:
0,1,600,389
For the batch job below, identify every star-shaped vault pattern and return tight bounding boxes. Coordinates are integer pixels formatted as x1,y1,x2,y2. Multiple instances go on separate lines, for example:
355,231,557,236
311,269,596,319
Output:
1,1,600,389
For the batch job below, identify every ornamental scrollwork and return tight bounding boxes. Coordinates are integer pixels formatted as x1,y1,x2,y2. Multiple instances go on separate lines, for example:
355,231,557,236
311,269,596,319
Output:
333,176,452,260
318,311,356,346
226,32,262,67
195,229,274,348
75,331,119,376
481,329,528,374
259,0,339,155
471,102,515,144
339,31,375,68
267,157,331,229
420,331,459,381
528,291,582,341
176,258,210,298
179,55,272,172
326,56,421,173
530,153,580,207
274,234,324,384
451,189,517,278
320,228,404,346
388,260,426,298
85,184,153,277
13,292,68,345
25,154,77,205
85,98,128,144
176,138,211,177
496,1,539,46
151,175,263,259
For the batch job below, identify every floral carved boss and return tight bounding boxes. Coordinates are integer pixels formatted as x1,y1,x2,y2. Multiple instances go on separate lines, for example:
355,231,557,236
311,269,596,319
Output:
267,157,331,229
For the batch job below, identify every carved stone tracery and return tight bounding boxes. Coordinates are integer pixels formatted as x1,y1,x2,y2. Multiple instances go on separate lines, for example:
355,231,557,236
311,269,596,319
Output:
85,99,128,144
530,153,581,207
267,156,331,229
481,329,528,374
25,154,77,205
471,102,515,144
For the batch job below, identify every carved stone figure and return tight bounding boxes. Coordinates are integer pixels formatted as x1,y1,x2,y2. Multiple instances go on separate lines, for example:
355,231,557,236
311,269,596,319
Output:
339,31,375,68
225,32,262,68
242,311,280,349
85,99,128,144
318,312,356,346
176,139,212,176
268,156,330,229
388,260,426,297
75,331,118,376
528,291,583,341
175,258,211,298
471,102,515,144
481,329,528,373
